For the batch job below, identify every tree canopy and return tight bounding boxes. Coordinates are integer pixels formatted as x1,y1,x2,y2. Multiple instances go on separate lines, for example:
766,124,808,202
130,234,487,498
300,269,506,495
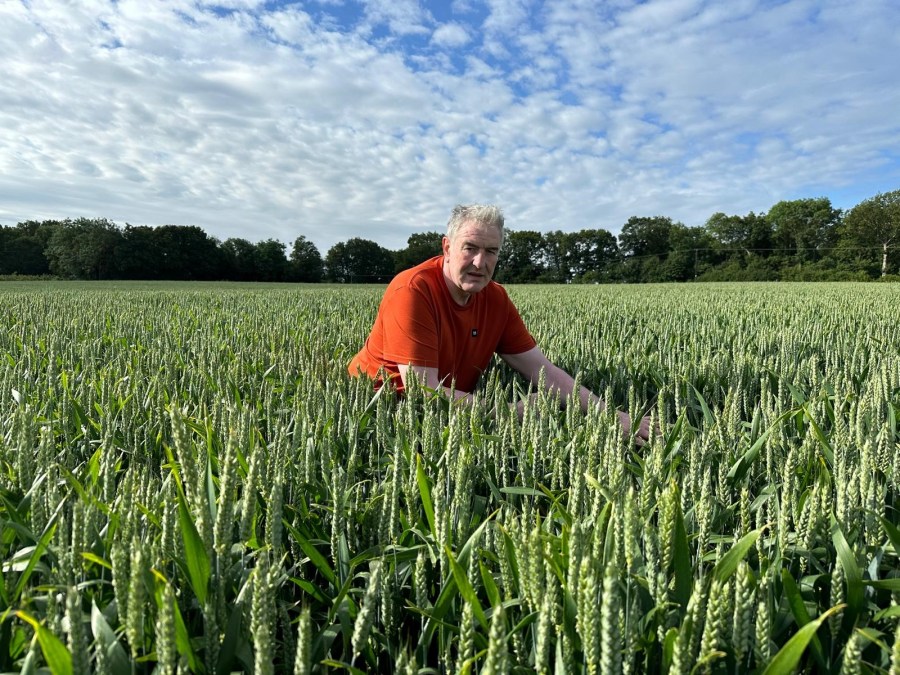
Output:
45,218,120,280
3,189,899,282
325,238,394,283
393,232,443,272
841,189,900,277
290,236,324,282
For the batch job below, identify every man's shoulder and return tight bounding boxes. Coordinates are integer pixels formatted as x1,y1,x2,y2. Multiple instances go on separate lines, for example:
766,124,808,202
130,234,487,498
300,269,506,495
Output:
387,256,443,295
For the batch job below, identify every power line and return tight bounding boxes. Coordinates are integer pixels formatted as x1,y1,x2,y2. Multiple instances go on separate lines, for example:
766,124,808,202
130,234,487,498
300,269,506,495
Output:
620,244,895,263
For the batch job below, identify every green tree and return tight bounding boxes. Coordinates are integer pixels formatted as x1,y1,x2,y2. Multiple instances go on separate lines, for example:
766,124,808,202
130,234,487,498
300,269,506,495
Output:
840,189,900,277
662,224,719,281
0,226,50,275
394,232,443,272
701,211,780,279
112,225,163,279
254,239,289,282
618,216,674,258
325,238,395,283
289,236,324,282
567,229,620,283
153,225,223,280
767,197,841,264
539,230,573,283
496,230,545,283
618,216,676,282
705,211,772,257
14,219,61,251
221,238,260,281
45,218,122,279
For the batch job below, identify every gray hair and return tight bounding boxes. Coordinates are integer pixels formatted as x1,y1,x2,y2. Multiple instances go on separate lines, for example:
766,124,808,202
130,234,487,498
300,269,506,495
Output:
447,204,505,248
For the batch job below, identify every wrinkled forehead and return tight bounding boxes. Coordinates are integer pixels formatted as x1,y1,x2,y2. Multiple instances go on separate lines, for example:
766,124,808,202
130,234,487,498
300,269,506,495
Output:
450,220,502,244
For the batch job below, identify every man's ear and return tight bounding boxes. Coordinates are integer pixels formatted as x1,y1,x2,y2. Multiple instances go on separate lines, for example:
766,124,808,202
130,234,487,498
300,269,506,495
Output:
442,236,450,257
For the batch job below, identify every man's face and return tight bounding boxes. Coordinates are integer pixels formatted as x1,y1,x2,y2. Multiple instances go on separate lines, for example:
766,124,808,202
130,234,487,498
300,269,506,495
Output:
442,221,501,304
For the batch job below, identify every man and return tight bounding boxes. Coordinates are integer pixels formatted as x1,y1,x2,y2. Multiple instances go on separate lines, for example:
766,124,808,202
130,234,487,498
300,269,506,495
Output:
348,204,653,443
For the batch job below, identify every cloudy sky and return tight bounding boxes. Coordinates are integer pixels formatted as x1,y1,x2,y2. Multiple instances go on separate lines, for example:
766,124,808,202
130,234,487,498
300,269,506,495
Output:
2,0,898,254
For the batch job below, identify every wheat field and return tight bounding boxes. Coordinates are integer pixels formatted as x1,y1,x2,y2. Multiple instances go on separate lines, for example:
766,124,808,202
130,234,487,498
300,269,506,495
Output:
0,281,898,674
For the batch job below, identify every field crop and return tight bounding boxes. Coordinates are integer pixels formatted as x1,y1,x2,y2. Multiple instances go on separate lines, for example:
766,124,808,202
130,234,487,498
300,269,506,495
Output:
0,280,898,674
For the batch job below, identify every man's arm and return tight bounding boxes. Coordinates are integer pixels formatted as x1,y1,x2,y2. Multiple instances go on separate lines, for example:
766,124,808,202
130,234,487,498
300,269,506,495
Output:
499,346,653,442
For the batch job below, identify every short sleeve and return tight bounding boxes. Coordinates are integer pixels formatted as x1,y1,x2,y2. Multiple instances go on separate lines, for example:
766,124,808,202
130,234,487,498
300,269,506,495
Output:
380,282,441,368
496,293,536,355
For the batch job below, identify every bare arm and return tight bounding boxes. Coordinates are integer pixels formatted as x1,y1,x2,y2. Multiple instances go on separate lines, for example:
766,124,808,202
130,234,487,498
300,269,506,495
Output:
500,346,653,443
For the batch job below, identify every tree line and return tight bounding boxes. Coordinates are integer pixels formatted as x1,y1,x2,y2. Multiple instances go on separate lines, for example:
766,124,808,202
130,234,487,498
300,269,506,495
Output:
1,190,898,283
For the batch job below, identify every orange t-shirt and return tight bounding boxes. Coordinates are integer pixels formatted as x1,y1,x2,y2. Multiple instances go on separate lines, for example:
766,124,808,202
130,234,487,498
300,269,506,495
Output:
348,256,536,392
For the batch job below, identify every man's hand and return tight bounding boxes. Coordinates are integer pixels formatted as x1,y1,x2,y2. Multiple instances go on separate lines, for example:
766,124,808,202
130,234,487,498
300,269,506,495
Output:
501,347,659,445
619,410,658,446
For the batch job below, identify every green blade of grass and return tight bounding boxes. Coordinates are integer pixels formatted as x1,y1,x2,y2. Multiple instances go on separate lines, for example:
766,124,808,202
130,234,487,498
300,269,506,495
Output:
320,659,367,674
12,504,61,605
80,552,112,570
687,382,715,426
878,516,900,558
418,516,496,652
479,560,501,609
874,606,900,621
863,579,900,591
497,527,521,600
16,611,73,675
713,529,762,583
416,454,436,540
282,519,337,588
288,577,331,604
781,569,826,672
803,406,834,466
761,604,844,675
215,601,244,675
445,545,487,631
726,411,791,484
164,443,210,605
499,486,544,497
831,521,863,628
176,492,210,605
90,601,130,675
0,491,33,538
662,627,678,674
672,486,692,611
150,577,202,673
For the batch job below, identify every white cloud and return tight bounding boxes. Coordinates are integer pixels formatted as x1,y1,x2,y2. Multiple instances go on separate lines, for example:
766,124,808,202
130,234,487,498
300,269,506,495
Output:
432,22,470,48
1,0,898,255
357,0,431,37
482,0,532,34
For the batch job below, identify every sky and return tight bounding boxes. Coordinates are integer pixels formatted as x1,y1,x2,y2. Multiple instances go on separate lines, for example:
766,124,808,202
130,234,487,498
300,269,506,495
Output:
2,0,899,255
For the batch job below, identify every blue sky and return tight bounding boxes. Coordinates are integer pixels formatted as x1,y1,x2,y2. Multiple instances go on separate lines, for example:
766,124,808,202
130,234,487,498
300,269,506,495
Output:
1,0,899,254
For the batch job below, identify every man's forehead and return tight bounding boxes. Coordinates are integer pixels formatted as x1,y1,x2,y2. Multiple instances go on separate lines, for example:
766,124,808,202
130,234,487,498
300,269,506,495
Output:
455,221,501,241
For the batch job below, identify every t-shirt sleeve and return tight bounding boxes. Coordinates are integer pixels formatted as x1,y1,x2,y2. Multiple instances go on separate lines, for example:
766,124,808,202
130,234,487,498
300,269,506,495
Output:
380,282,441,368
496,292,536,355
